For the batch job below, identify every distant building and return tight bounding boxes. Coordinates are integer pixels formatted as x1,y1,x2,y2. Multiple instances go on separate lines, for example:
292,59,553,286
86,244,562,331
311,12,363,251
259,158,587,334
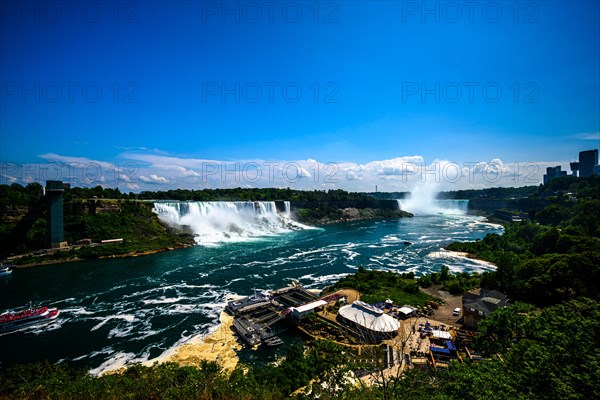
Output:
570,162,579,177
45,180,70,248
543,166,567,185
337,300,399,343
462,289,511,329
579,149,599,177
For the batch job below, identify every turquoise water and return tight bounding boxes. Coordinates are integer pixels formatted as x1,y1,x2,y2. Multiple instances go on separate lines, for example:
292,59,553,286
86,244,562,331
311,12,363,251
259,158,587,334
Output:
0,214,501,372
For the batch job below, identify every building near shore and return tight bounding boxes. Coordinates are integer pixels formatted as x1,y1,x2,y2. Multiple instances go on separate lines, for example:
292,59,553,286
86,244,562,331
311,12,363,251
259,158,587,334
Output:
290,300,327,320
462,290,511,329
337,301,400,343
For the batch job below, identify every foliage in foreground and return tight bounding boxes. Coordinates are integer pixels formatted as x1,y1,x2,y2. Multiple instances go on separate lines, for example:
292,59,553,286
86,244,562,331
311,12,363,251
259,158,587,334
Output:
2,299,598,399
0,340,350,400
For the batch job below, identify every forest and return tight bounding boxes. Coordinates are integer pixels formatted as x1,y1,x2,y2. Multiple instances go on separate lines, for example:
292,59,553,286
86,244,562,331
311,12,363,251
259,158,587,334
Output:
0,183,194,260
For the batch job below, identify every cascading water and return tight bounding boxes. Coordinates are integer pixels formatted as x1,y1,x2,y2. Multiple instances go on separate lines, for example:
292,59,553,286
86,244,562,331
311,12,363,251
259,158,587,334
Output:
397,183,469,215
283,201,291,218
153,201,309,245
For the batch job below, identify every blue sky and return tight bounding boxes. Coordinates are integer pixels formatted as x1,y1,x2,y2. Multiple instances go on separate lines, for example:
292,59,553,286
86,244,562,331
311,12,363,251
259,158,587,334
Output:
1,1,599,191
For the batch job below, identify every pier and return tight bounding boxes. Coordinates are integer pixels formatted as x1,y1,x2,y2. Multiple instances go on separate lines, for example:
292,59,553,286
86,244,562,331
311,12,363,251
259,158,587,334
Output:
227,284,319,347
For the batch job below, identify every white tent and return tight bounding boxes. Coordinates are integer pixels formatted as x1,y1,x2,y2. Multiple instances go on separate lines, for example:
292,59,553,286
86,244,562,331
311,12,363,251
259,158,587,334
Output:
338,301,400,333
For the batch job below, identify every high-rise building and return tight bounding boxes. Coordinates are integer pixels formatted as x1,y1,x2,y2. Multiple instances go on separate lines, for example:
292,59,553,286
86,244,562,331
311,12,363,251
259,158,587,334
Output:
570,162,579,177
543,166,567,185
46,180,69,248
579,149,599,177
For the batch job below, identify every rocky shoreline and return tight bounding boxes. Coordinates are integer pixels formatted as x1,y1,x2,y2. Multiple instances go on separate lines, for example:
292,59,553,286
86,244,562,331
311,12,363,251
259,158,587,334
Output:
10,243,194,269
294,207,413,226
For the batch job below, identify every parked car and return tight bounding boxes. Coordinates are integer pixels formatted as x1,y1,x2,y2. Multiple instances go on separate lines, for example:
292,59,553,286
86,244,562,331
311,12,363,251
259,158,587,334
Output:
452,307,461,316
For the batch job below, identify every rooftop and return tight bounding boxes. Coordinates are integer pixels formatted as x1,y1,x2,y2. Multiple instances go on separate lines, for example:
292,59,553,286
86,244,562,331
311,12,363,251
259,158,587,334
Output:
293,300,327,313
338,301,400,333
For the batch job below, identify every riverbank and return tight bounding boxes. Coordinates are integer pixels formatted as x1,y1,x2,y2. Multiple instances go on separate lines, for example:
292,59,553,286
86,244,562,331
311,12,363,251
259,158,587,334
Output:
295,207,413,226
95,311,241,376
8,243,195,269
429,249,497,270
153,312,242,373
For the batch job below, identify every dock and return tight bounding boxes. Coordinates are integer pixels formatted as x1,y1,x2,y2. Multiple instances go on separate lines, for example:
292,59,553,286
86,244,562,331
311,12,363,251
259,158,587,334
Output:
227,284,318,347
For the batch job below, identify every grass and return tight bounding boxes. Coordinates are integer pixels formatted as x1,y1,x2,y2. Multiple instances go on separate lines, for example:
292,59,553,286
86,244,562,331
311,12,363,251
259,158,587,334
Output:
323,267,436,307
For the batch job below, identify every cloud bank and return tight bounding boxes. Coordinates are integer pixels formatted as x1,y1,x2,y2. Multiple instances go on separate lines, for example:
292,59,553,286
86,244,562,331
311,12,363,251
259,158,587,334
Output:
0,151,575,192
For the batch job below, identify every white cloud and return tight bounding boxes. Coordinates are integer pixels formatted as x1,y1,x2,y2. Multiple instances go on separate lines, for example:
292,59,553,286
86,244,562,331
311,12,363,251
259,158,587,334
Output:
153,164,200,177
2,152,579,192
346,170,361,181
38,153,114,170
139,174,169,184
2,174,17,183
573,132,600,141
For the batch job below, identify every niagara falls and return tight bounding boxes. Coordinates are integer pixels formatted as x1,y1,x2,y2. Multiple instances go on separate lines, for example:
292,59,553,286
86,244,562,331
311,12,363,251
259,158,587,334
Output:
2,1,598,397
0,185,504,373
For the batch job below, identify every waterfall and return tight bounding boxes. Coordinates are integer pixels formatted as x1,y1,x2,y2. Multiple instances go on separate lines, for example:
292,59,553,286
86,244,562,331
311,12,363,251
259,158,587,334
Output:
396,183,469,215
153,201,309,245
397,199,468,216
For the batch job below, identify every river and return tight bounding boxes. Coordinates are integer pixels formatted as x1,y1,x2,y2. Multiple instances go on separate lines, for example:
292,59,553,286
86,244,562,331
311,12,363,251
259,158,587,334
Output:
0,201,502,372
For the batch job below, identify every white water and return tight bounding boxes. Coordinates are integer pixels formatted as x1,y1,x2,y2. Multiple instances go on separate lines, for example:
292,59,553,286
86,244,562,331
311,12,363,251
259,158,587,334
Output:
398,183,468,215
283,201,291,218
153,201,310,245
1,212,503,373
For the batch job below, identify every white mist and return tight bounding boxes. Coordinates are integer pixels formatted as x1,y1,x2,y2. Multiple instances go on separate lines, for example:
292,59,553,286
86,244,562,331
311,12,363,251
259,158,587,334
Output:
398,182,468,216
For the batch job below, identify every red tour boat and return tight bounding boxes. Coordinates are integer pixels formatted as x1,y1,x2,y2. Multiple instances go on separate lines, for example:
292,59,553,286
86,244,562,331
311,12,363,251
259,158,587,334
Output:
0,303,60,334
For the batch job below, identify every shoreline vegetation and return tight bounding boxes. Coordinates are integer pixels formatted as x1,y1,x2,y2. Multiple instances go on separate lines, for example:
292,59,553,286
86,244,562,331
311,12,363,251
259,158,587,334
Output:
294,207,413,226
1,184,413,268
9,244,196,269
